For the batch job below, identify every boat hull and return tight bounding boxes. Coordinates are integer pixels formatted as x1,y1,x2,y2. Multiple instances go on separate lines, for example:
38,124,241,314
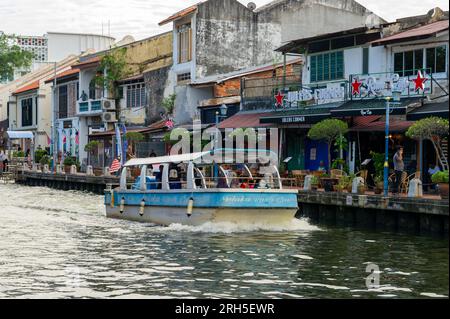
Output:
106,206,297,226
105,189,299,226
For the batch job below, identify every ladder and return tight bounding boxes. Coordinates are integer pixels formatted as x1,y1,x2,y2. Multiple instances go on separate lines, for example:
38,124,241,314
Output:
440,138,449,170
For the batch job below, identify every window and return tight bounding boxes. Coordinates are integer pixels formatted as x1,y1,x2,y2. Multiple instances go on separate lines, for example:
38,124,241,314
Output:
362,48,369,74
21,97,33,127
427,46,447,73
177,23,192,64
395,46,447,76
125,83,147,108
177,73,191,83
58,85,68,119
310,51,344,82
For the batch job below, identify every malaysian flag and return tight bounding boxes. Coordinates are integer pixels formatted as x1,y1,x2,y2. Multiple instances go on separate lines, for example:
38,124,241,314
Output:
110,158,121,173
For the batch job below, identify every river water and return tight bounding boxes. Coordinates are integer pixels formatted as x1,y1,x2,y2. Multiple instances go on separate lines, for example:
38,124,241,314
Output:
0,183,448,299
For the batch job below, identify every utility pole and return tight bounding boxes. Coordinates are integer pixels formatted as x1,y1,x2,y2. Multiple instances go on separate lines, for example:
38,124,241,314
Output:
52,62,57,172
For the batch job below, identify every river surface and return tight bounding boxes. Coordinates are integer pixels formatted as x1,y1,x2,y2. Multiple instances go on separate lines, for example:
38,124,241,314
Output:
0,183,448,299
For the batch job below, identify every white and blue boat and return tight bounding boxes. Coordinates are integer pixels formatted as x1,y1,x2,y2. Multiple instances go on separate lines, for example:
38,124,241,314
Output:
104,149,299,226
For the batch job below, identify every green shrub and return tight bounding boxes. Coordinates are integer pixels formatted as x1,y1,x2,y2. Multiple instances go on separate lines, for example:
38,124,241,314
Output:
39,155,51,166
13,151,25,157
432,171,449,184
310,176,320,185
63,157,75,166
35,149,48,163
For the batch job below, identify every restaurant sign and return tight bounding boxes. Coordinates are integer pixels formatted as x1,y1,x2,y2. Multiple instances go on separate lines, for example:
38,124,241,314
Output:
350,70,432,100
274,82,347,109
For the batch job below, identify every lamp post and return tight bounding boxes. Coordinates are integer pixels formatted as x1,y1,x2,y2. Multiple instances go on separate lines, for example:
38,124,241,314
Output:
214,104,228,178
384,90,401,197
383,97,391,197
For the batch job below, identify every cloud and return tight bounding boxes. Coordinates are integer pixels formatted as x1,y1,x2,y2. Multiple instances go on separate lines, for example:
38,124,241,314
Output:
0,0,448,40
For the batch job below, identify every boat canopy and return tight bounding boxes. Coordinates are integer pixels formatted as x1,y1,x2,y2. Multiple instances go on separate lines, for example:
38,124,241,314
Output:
124,149,278,167
7,131,34,139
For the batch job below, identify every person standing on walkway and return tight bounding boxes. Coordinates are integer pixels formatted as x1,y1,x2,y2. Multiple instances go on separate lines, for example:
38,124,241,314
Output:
393,146,404,195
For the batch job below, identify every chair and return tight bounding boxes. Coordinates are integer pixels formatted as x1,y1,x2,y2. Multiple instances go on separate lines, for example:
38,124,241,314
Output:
402,172,419,194
292,170,305,188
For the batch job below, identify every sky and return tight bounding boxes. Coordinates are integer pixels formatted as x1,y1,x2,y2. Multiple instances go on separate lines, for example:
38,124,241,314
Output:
0,0,448,41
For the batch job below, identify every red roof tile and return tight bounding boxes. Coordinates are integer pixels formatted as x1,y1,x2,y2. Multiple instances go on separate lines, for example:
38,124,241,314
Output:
44,68,79,83
351,116,414,132
158,4,199,26
13,80,40,95
218,112,274,129
373,20,449,45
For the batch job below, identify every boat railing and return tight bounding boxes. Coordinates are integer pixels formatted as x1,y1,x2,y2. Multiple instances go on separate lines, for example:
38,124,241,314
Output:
117,175,285,191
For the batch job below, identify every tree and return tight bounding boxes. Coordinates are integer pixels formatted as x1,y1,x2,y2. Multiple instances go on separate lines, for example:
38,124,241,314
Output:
162,94,176,115
84,140,100,166
308,119,348,171
406,117,449,171
92,47,131,100
0,33,34,82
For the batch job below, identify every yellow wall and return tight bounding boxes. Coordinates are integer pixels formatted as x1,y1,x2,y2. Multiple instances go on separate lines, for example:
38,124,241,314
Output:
121,31,173,76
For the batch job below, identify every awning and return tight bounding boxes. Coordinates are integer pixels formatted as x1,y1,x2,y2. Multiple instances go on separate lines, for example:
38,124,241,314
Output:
89,120,168,137
7,131,34,139
218,112,274,129
407,101,449,121
331,97,422,117
350,116,414,132
260,107,333,125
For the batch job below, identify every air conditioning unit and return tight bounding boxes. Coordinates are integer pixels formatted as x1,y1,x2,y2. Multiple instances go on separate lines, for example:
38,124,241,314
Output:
102,99,116,111
102,112,117,123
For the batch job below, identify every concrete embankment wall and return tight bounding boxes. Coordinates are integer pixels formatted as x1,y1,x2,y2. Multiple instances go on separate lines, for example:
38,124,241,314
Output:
297,191,449,236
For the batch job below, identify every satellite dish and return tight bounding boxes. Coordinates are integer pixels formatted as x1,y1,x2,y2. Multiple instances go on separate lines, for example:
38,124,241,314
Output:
247,2,256,11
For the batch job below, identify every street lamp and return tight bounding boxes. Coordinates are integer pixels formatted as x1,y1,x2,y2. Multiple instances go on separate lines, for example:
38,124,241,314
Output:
384,96,391,197
384,90,402,197
214,104,228,179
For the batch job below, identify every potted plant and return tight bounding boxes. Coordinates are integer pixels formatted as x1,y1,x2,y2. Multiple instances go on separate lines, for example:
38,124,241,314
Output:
63,157,76,174
432,170,449,199
310,176,319,191
373,175,384,195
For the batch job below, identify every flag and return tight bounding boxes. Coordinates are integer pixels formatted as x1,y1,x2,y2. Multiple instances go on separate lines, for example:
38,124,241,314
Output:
110,158,121,173
46,133,52,145
115,123,122,164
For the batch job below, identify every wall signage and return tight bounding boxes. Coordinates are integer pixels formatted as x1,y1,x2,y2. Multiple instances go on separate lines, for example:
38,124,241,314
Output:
350,70,432,100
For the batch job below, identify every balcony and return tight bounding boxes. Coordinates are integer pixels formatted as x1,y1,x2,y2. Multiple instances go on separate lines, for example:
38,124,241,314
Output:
77,99,103,116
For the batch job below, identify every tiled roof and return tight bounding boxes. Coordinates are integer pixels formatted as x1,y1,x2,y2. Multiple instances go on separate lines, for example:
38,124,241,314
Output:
158,3,200,26
89,120,168,137
44,68,79,83
372,20,449,45
13,80,40,95
351,117,414,132
218,112,274,129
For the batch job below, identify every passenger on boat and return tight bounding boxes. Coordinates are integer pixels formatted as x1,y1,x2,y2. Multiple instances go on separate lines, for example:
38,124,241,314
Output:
169,165,182,189
155,165,164,189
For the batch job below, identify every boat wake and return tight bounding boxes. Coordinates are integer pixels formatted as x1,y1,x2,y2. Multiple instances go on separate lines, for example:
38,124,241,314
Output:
158,218,321,234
